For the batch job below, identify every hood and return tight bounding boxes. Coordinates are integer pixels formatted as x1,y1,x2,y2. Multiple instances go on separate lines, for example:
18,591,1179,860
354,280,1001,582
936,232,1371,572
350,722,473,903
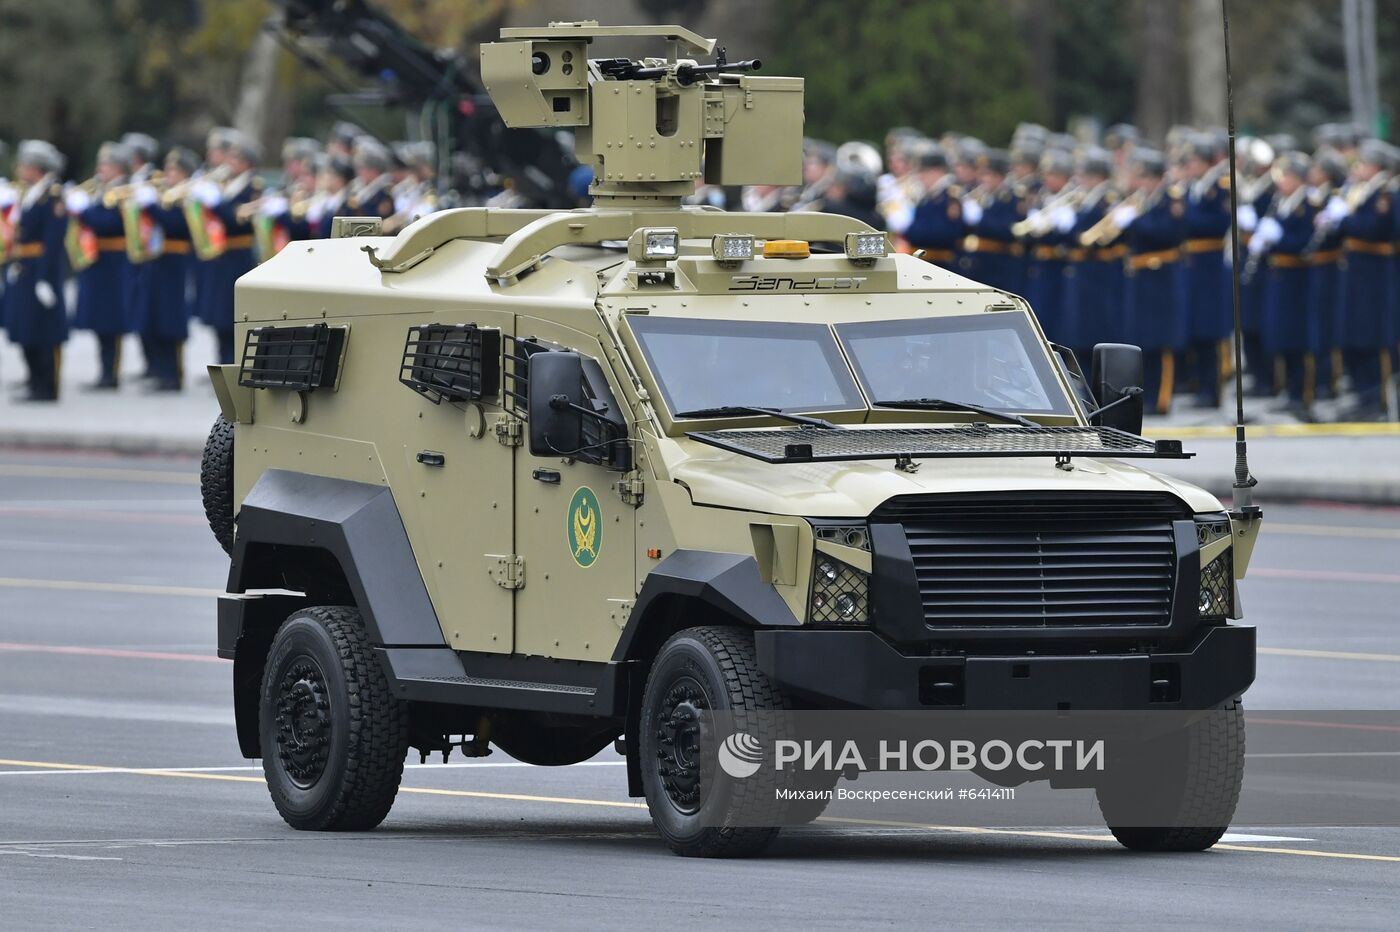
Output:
666,438,1222,517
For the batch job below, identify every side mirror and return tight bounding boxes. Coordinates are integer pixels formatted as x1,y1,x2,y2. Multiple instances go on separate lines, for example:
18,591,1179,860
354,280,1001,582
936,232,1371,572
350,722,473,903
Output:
528,351,585,457
1090,343,1145,435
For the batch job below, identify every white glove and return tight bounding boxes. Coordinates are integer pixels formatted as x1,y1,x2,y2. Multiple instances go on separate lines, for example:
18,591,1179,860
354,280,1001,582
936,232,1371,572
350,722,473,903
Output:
135,184,159,208
0,184,16,209
1323,195,1350,223
886,203,914,236
35,280,56,309
1111,204,1139,228
960,197,984,226
193,180,223,208
1051,204,1076,233
65,189,91,215
1025,208,1044,228
1254,216,1283,246
1247,232,1269,256
1236,204,1258,231
260,195,289,217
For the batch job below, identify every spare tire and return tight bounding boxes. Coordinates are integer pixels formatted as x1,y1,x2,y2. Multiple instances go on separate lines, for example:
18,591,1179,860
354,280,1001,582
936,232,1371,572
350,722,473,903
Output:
200,415,236,554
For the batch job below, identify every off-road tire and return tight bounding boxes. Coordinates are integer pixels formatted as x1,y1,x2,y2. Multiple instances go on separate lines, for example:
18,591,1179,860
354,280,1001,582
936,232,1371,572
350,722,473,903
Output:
640,626,793,858
260,606,409,831
1097,700,1245,852
200,415,236,554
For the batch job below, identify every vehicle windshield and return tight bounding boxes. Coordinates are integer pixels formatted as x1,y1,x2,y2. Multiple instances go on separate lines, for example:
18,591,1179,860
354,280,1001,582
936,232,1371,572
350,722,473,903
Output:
836,315,1071,415
627,316,865,415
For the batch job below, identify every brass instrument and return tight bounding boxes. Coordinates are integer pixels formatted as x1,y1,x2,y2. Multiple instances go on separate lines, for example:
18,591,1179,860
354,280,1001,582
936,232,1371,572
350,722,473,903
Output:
1078,189,1144,247
1010,186,1084,238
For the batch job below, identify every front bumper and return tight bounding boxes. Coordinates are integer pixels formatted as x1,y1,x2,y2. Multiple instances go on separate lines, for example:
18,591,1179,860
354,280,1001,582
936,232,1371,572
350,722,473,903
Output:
754,623,1254,710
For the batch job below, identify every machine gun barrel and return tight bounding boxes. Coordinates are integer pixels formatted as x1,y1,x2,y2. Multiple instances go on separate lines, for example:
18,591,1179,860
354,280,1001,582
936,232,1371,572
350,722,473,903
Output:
620,56,761,84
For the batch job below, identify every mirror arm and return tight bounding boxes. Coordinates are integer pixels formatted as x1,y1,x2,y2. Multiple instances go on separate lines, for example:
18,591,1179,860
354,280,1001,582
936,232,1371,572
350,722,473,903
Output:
1088,386,1144,424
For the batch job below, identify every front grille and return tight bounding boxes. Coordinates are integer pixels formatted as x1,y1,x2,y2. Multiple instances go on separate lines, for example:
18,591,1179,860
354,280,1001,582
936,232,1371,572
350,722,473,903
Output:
877,493,1186,629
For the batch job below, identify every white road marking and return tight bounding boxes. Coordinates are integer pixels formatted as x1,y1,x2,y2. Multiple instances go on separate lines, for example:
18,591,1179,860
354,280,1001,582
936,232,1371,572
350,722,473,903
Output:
0,760,627,776
1219,833,1316,843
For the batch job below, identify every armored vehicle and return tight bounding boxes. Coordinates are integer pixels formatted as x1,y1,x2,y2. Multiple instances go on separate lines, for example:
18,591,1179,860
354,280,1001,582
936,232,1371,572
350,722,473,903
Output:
205,22,1262,858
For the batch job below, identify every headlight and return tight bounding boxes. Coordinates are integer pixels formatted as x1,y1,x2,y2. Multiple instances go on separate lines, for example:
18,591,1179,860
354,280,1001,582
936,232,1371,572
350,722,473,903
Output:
809,554,870,624
711,233,755,263
1195,514,1233,618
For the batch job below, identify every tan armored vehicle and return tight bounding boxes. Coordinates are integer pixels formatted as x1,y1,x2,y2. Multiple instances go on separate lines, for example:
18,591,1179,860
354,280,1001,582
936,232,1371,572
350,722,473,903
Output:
204,22,1262,857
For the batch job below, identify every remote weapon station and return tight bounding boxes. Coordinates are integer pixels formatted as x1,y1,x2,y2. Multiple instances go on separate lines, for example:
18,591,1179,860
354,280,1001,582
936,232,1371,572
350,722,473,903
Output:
204,22,1262,858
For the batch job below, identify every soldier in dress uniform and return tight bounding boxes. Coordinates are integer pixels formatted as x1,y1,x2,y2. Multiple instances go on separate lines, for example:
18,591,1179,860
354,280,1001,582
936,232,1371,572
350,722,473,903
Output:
0,138,12,327
1021,147,1077,344
1234,137,1277,396
895,142,965,273
340,137,396,222
326,122,364,162
120,133,161,382
1103,123,1140,187
306,155,354,239
1178,131,1232,408
951,136,985,193
877,129,924,241
67,141,134,390
957,148,1025,294
192,132,263,364
1306,146,1349,400
141,147,200,392
1116,148,1187,415
5,141,69,401
276,137,322,242
1061,146,1124,361
1253,152,1318,417
1332,140,1395,418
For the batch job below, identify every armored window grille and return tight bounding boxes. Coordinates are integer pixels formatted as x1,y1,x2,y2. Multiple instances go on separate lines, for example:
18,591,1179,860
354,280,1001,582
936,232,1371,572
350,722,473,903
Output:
238,323,347,391
400,324,502,404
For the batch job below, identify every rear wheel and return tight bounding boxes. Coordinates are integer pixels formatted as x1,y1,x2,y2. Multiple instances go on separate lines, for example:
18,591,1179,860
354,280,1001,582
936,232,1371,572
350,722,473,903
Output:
640,626,793,858
260,606,409,831
1097,700,1245,852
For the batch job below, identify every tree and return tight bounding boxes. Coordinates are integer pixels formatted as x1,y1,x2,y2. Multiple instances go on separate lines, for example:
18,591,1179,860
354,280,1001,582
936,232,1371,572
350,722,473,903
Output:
764,0,1043,145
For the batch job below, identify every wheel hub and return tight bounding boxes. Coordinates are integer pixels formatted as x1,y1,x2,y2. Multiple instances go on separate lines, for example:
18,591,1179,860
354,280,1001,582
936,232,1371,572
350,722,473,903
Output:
655,677,710,813
274,656,331,789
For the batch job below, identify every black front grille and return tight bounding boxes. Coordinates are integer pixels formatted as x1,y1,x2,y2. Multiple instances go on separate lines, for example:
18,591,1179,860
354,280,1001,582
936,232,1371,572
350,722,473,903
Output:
878,493,1186,629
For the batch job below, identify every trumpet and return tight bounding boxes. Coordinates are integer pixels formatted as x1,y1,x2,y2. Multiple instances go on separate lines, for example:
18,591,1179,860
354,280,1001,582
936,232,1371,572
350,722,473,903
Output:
1078,189,1144,247
1011,186,1083,238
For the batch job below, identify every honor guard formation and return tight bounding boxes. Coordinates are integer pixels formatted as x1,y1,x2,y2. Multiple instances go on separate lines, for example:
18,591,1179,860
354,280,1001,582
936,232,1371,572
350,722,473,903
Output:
707,121,1399,421
2,119,1396,418
0,125,441,401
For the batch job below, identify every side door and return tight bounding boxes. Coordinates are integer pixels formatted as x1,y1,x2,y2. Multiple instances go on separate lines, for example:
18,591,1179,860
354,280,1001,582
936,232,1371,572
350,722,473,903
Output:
393,309,516,654
510,316,636,662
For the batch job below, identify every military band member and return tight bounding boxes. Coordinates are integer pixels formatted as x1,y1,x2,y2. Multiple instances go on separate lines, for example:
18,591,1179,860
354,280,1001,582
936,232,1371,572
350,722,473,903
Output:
67,141,133,389
1178,132,1232,408
877,129,924,238
1234,137,1276,395
1022,148,1077,343
6,141,69,401
1061,146,1124,362
1253,153,1317,416
1306,148,1348,399
142,147,200,392
1117,148,1187,415
306,156,354,239
192,133,262,364
276,137,322,241
896,143,964,272
1332,141,1395,418
120,133,161,381
0,138,12,323
341,137,396,222
957,148,1024,294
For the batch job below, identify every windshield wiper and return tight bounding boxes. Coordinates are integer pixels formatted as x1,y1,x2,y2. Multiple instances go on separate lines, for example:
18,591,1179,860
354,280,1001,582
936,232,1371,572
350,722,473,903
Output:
873,397,1039,428
673,405,839,429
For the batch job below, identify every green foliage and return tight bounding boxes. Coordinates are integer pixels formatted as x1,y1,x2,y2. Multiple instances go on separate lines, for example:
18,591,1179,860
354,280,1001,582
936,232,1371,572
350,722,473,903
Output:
1050,0,1136,128
765,0,1044,145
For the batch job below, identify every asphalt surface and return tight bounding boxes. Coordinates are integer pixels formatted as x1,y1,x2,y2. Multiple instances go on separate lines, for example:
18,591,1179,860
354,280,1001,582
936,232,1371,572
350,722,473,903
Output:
0,450,1397,930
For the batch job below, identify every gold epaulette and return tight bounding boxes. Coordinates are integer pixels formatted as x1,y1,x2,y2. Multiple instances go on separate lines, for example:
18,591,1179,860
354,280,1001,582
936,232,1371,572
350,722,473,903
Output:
1168,183,1186,199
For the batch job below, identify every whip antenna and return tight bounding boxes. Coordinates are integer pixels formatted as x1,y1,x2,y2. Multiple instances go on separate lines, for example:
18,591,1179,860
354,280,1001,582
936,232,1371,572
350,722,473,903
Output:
1221,0,1258,512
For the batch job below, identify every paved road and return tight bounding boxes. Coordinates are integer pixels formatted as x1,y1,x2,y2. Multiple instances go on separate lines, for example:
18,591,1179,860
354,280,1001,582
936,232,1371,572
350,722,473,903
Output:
0,450,1396,930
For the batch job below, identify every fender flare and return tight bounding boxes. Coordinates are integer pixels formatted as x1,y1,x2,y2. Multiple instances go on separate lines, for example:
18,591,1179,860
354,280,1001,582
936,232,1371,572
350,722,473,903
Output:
229,469,447,647
612,549,800,663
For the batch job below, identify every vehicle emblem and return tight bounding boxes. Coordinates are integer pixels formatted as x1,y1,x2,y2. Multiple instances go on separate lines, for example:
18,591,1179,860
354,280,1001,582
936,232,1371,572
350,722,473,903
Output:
568,486,602,568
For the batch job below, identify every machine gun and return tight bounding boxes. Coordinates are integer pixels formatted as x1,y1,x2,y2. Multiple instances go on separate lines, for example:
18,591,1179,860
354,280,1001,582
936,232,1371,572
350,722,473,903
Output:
270,0,576,208
594,47,762,85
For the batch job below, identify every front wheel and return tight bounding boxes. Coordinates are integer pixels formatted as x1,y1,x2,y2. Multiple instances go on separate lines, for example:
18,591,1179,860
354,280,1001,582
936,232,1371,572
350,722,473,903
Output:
1097,700,1245,852
259,606,409,831
639,626,793,858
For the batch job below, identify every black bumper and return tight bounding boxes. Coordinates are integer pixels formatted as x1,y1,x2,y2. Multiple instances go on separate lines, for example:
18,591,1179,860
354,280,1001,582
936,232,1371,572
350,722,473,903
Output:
754,624,1254,710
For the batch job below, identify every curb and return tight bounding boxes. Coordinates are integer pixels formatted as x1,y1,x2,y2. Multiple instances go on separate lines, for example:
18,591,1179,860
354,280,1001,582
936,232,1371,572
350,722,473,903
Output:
0,431,205,457
1180,476,1400,507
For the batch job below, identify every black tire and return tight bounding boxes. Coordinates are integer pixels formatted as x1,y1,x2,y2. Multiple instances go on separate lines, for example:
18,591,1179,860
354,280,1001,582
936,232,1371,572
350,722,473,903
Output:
640,626,793,858
260,606,409,831
200,415,236,555
1097,700,1245,852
